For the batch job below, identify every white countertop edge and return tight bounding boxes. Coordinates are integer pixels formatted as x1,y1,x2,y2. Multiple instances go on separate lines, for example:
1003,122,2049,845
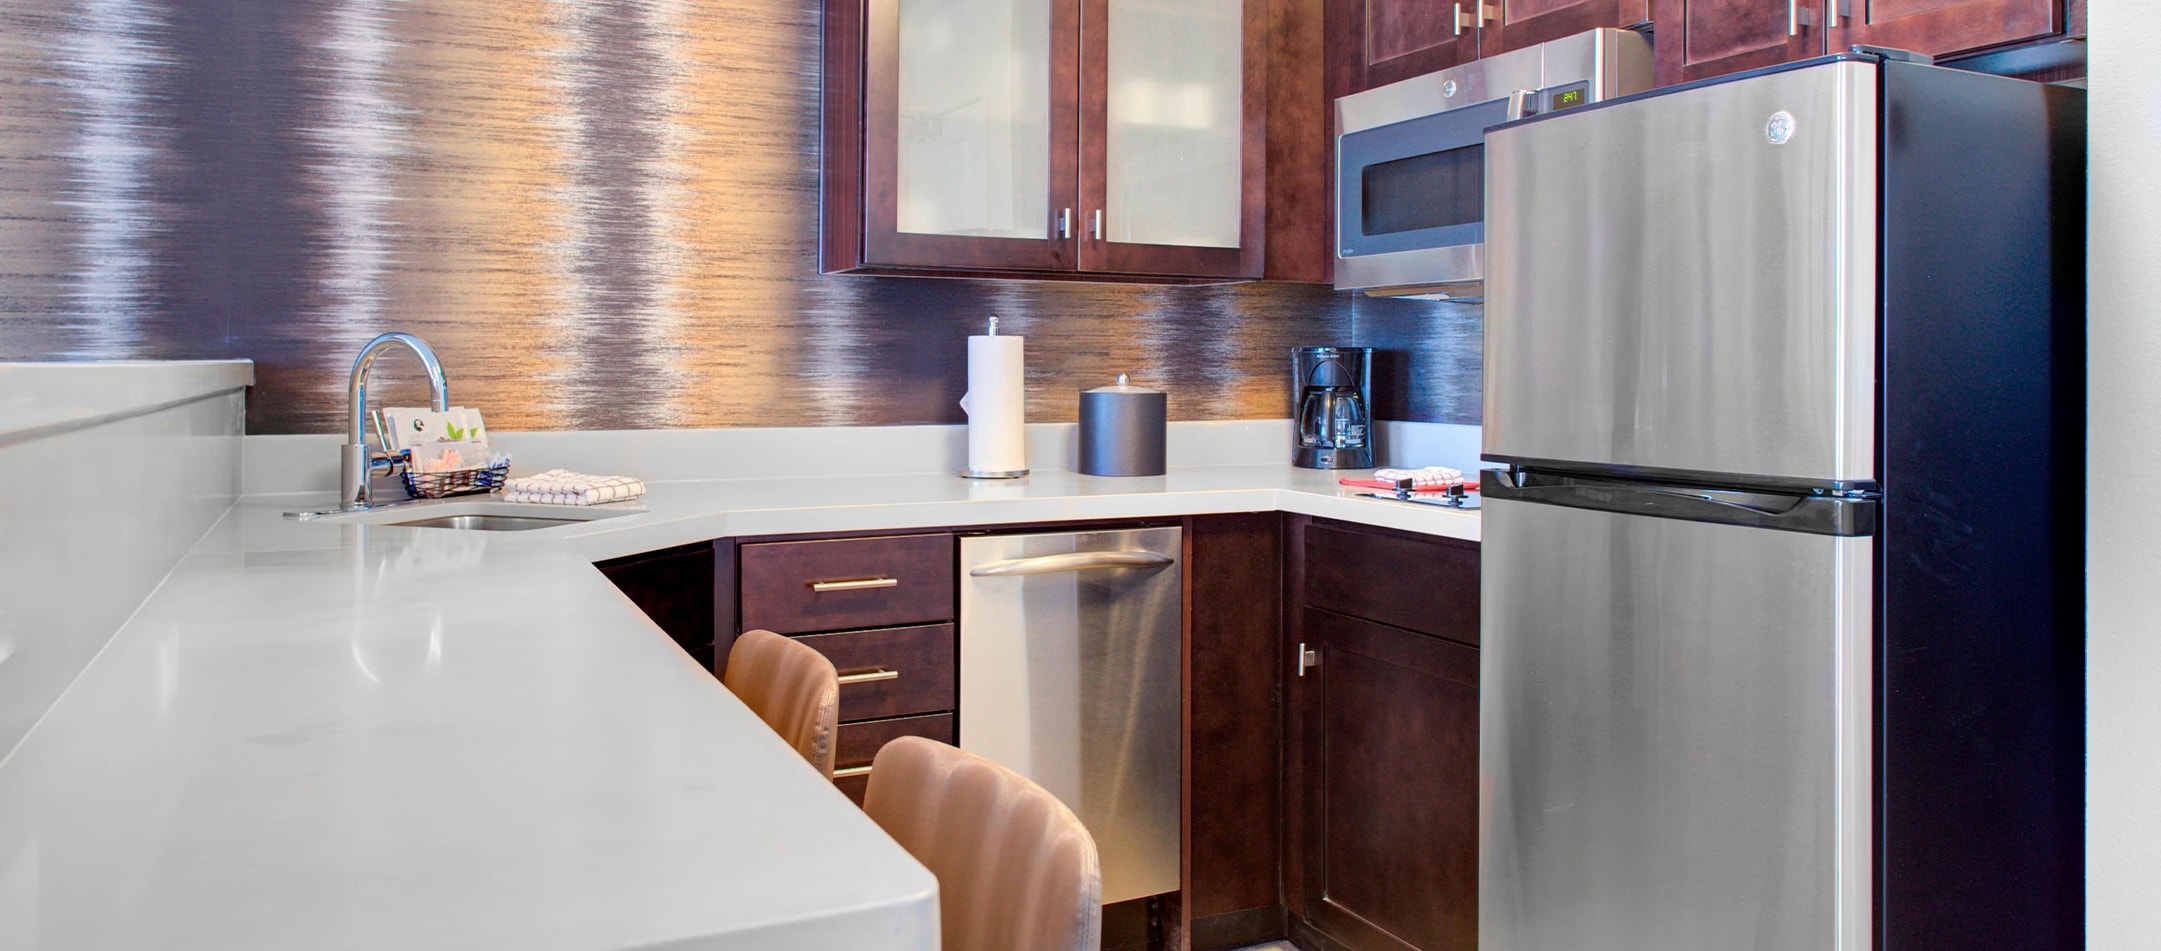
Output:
550,483,1479,563
0,359,254,439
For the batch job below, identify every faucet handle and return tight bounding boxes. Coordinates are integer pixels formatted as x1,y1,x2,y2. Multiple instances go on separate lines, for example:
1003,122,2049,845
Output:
369,408,391,455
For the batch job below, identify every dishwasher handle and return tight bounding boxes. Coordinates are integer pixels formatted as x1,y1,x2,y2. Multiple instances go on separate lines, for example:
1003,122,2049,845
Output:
968,550,1174,577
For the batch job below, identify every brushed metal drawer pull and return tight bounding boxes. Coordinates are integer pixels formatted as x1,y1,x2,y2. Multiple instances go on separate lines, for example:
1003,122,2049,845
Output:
810,577,899,592
833,765,874,779
837,668,901,686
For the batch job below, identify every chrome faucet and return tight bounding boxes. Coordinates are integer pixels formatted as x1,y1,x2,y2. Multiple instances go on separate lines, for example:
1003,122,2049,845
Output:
341,332,449,511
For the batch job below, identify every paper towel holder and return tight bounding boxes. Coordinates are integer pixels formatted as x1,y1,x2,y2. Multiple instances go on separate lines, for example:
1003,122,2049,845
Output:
960,315,1030,479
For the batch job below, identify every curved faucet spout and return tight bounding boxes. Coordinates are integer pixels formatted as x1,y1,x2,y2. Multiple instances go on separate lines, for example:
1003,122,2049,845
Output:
342,332,451,510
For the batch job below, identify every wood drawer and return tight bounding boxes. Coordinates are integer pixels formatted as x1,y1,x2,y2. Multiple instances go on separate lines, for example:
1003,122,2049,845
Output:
1303,522,1480,645
833,713,955,804
739,534,954,634
796,624,956,722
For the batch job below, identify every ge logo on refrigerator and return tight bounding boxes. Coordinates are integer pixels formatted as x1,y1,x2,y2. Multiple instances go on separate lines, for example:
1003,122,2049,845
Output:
1766,111,1797,145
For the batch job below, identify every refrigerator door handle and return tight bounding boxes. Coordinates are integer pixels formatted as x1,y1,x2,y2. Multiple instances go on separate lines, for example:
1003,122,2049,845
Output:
1483,470,1878,537
1645,486,1805,517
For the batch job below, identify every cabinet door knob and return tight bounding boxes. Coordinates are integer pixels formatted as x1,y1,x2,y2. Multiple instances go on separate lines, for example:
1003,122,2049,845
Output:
838,667,902,686
1091,209,1104,241
1058,207,1074,239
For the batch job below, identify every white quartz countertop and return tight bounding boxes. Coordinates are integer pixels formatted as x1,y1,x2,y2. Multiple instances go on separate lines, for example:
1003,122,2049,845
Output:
0,463,1473,949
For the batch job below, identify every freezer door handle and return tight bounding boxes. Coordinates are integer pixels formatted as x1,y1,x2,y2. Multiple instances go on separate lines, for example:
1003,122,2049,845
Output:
1483,470,1878,537
968,550,1175,577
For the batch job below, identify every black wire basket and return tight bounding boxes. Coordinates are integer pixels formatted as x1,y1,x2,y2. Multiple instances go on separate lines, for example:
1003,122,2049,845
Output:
399,453,511,500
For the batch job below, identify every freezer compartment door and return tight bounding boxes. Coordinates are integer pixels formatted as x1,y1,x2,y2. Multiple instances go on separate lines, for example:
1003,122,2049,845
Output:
1480,494,1872,950
959,527,1182,904
1482,60,1879,486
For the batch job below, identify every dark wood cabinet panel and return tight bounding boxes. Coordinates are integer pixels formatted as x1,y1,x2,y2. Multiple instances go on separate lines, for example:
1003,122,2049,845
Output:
738,533,955,635
1300,608,1480,951
597,542,718,672
834,713,955,803
1829,0,2061,59
1651,0,1824,86
1303,522,1480,645
1264,0,1335,283
1483,0,1645,56
1325,0,1479,101
1077,0,1268,280
1286,516,1481,951
826,0,1324,283
795,623,957,722
852,0,1082,273
1183,513,1286,949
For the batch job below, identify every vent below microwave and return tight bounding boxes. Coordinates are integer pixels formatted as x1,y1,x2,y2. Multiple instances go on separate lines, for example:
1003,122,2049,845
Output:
1365,281,1484,302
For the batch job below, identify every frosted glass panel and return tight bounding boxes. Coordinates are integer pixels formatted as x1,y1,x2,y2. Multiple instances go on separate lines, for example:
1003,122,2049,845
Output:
896,0,1052,238
1104,0,1242,248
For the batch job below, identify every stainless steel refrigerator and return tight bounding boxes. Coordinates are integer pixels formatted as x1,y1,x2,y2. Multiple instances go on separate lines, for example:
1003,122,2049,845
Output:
1478,53,2084,950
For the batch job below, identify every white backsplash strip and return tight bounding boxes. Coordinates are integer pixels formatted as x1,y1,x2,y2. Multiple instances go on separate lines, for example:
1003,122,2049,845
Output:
1374,420,1485,473
245,419,1310,495
0,360,252,439
0,367,246,762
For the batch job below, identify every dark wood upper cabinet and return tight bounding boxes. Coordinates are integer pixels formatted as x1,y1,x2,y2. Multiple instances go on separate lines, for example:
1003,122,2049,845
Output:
825,0,1288,282
1827,0,2061,59
1079,0,1267,278
1483,0,1651,55
1325,0,1479,100
1654,0,2072,88
1651,0,1824,86
857,0,1080,272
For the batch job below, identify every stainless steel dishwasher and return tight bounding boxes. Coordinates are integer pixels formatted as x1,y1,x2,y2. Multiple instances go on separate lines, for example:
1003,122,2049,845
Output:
958,526,1182,904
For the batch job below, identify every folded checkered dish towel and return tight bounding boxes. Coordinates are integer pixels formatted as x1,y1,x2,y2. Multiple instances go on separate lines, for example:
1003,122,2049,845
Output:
502,469,646,506
1372,465,1465,487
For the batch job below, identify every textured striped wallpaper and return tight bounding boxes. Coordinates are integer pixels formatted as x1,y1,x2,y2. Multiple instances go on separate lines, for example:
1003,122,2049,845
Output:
0,0,1479,434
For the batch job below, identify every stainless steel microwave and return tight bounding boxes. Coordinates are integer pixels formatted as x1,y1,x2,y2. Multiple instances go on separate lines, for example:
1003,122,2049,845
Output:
1334,28,1651,299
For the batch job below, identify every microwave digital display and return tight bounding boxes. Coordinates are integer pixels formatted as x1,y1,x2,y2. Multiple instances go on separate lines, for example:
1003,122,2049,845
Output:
1360,144,1484,237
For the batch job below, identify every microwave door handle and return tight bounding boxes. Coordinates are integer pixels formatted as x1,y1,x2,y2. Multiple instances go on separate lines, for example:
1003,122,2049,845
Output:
1502,89,1532,122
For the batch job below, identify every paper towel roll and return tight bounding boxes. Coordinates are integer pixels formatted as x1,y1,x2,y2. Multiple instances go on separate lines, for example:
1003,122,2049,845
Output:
959,331,1027,476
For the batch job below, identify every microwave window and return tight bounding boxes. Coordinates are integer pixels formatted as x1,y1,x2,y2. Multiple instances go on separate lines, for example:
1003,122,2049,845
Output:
1360,145,1483,237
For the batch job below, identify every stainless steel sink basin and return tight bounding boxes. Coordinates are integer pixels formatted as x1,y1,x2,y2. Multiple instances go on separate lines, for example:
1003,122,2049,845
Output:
387,514,586,532
287,496,642,529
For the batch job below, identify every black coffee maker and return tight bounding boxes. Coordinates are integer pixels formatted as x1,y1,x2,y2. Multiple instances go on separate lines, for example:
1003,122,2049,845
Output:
1291,347,1373,469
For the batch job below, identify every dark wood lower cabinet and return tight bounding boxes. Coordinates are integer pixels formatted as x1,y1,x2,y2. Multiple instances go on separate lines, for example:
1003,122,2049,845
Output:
1299,608,1479,951
1183,513,1287,949
833,713,954,804
596,542,718,671
610,514,1482,951
1285,515,1481,951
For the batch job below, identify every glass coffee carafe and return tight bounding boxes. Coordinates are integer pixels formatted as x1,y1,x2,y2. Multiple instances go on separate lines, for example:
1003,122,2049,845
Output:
1291,347,1374,469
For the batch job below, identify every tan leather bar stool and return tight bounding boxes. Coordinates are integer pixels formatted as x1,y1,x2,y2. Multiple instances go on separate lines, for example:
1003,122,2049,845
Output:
863,736,1102,951
721,629,839,777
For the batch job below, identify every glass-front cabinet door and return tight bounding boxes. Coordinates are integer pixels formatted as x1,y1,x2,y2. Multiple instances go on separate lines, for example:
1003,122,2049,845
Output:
862,0,1080,270
1080,0,1261,277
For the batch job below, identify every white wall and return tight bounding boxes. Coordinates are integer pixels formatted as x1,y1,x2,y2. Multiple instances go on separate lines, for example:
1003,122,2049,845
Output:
2087,3,2161,946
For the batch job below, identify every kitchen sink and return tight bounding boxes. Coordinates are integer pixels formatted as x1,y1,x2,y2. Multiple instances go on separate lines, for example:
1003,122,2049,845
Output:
387,514,587,532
